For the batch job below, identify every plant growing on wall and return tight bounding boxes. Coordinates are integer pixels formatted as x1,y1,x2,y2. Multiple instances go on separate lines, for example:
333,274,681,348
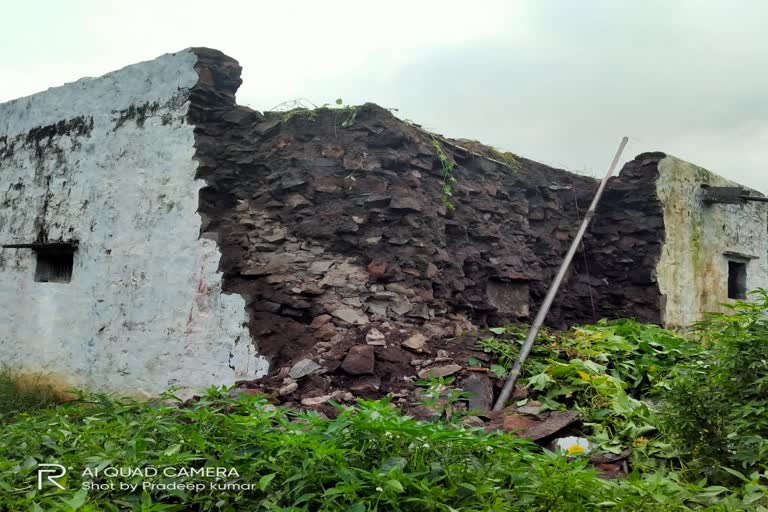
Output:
270,98,358,129
432,138,458,210
334,98,357,128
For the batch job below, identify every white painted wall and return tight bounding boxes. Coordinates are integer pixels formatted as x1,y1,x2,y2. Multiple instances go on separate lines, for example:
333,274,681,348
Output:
0,50,267,398
656,156,768,328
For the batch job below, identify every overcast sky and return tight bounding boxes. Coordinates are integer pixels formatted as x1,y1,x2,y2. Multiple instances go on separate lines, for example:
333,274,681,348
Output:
2,1,766,191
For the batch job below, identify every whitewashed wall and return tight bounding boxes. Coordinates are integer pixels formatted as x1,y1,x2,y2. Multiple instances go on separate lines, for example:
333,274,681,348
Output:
0,50,267,398
656,156,768,328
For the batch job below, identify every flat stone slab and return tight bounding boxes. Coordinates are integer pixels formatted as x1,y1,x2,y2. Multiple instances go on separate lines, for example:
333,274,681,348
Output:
289,358,322,379
462,374,494,412
401,333,427,351
520,411,581,441
331,307,369,325
341,345,376,375
418,364,462,379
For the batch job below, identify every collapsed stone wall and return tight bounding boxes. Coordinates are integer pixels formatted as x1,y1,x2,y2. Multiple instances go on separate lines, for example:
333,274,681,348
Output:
578,153,667,325
188,50,667,405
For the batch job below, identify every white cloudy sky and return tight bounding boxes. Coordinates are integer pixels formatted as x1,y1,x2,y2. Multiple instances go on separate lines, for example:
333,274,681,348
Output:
2,0,766,190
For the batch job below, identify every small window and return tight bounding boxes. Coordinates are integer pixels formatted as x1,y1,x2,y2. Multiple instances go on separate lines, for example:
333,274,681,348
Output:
727,260,747,300
35,248,74,283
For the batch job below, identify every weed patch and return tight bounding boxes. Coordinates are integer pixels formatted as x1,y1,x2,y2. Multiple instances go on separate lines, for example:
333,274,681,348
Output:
2,305,768,510
0,366,60,419
2,390,766,510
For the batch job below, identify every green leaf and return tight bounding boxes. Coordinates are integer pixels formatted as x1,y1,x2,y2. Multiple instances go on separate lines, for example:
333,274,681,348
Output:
163,443,181,456
491,365,509,379
259,472,277,490
379,457,407,473
385,479,404,493
721,467,750,482
62,489,87,511
528,372,553,391
489,327,506,335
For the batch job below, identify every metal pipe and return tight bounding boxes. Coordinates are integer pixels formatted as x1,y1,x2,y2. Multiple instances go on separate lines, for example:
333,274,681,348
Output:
492,137,629,411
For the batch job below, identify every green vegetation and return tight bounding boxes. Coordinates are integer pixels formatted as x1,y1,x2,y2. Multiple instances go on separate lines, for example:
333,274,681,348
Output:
451,139,521,172
0,366,59,416
2,389,765,510
662,290,768,478
431,138,458,211
270,98,357,129
492,149,521,170
480,319,697,453
1,296,767,510
477,293,768,505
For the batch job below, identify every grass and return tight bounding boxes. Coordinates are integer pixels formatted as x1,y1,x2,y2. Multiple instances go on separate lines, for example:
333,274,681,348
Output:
0,366,59,417
1,300,767,510
1,390,765,511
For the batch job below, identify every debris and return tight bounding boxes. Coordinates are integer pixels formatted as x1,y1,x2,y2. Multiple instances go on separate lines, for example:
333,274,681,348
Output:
341,345,376,375
385,283,416,297
406,304,431,320
308,260,334,274
301,395,332,406
409,404,440,421
309,314,332,329
462,374,494,412
402,333,427,352
331,390,355,402
348,375,381,397
516,400,545,416
367,260,387,279
262,228,288,243
461,415,486,428
590,448,631,465
418,364,462,379
278,382,299,396
553,436,592,455
365,328,386,346
331,308,369,325
289,359,322,379
502,414,536,433
519,411,581,441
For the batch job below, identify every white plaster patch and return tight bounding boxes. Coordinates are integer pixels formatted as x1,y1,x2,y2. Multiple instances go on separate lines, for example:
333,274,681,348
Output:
0,50,199,138
0,50,267,398
656,156,768,328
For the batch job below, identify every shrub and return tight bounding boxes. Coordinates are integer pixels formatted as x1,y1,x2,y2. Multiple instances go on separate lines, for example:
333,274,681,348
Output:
1,389,765,510
660,290,768,478
0,366,59,419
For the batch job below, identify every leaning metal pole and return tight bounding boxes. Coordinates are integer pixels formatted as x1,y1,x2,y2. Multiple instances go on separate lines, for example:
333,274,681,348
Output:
492,136,629,411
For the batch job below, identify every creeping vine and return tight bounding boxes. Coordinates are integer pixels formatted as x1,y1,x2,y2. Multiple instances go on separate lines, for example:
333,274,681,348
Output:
432,138,458,210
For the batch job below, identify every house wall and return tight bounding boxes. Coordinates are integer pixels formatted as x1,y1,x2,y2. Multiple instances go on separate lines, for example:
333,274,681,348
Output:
656,155,768,328
0,49,267,398
2,46,765,400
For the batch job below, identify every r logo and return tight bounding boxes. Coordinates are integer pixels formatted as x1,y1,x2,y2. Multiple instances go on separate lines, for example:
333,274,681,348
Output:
37,463,66,490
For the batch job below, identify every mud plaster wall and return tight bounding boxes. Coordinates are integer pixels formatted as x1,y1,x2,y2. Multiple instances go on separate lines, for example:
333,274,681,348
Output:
656,156,768,328
0,49,267,397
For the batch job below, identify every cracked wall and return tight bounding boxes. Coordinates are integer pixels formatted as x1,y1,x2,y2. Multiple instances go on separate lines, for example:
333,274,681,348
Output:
655,156,768,328
0,49,267,397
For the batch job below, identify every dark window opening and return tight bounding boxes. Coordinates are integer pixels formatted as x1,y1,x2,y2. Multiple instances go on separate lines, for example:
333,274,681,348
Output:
727,260,747,300
34,249,74,283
